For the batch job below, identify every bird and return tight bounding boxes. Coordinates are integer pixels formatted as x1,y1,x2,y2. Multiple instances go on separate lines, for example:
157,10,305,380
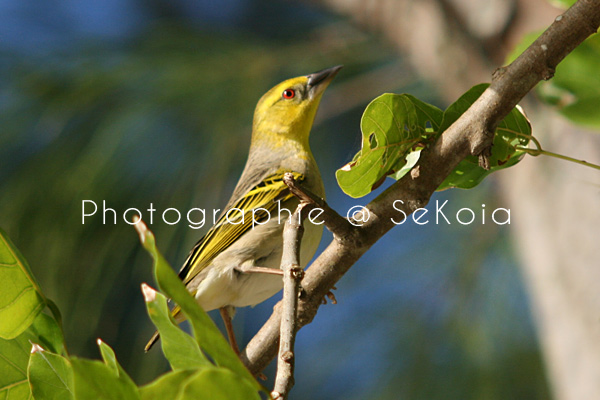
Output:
145,65,342,353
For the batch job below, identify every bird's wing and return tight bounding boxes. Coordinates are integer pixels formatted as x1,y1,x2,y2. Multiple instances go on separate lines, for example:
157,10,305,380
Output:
178,170,304,285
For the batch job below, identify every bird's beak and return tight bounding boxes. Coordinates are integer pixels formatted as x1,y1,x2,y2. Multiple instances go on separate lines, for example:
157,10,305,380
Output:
307,65,343,99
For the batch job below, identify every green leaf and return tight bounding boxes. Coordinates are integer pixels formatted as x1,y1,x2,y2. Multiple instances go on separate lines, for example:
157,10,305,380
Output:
390,149,422,180
142,285,210,370
437,153,525,190
140,368,262,400
71,357,140,400
97,340,138,389
134,221,261,392
10,312,65,356
404,94,444,132
437,84,530,190
70,340,138,400
0,227,46,339
97,340,121,375
549,0,575,8
336,94,442,198
437,84,484,135
0,312,66,400
45,299,63,331
0,380,30,400
139,370,196,400
0,332,31,399
28,347,74,400
177,368,261,400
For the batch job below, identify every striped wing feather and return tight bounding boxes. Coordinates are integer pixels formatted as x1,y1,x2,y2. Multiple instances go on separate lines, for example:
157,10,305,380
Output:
178,171,304,285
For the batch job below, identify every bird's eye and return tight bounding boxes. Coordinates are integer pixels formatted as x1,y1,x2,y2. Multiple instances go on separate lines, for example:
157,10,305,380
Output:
282,89,295,99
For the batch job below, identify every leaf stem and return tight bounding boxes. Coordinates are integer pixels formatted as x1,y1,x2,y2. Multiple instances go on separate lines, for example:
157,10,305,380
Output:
517,146,600,170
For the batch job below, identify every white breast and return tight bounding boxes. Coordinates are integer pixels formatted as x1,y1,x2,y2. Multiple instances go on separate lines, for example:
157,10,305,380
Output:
191,211,323,311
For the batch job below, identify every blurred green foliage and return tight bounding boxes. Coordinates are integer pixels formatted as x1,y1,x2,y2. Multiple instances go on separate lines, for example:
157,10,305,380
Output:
508,31,600,129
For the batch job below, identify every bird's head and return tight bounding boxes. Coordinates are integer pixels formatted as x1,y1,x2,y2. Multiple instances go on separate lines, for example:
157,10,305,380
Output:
251,65,342,150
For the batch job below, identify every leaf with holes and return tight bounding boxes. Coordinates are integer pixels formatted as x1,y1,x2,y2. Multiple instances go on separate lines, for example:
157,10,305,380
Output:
336,94,442,198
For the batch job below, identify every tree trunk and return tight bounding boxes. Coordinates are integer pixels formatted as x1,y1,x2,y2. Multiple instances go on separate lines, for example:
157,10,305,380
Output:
500,111,600,400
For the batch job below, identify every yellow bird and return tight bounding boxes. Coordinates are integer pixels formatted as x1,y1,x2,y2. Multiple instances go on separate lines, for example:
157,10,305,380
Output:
146,65,342,353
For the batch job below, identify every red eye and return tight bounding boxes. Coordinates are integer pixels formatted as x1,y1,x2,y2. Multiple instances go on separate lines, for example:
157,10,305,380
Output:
282,89,295,99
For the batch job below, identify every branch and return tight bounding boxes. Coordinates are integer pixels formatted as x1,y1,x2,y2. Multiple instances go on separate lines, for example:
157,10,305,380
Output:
272,203,307,399
242,0,600,374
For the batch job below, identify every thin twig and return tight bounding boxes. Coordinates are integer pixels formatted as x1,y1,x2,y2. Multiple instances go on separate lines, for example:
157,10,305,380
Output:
272,203,307,400
516,135,600,170
242,0,600,374
283,173,354,239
